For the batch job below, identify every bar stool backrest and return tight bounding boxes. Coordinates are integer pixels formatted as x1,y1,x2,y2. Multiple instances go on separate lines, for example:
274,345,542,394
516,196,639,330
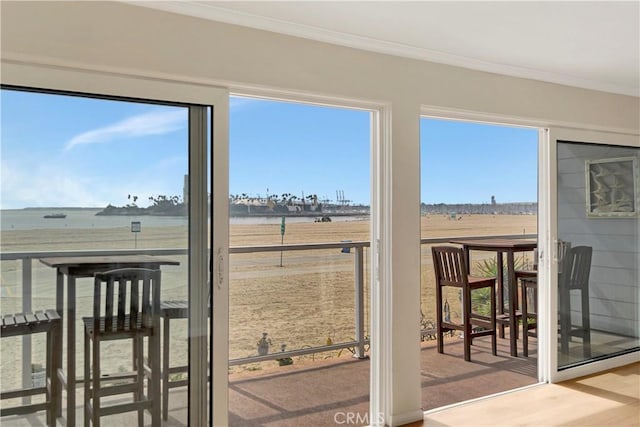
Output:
93,268,161,332
432,246,469,287
557,240,572,272
560,246,592,290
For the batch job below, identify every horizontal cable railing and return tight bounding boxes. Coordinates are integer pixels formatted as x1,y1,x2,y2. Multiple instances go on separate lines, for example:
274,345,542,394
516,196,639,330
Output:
0,248,188,261
1,232,536,260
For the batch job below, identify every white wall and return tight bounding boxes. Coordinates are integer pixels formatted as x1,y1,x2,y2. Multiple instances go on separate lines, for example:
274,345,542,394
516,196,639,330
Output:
557,143,639,337
2,1,639,423
2,2,638,130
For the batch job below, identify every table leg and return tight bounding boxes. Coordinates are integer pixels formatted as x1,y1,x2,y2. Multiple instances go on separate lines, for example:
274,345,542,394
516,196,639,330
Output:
462,247,470,273
496,252,505,338
507,251,518,357
55,270,64,418
67,276,76,427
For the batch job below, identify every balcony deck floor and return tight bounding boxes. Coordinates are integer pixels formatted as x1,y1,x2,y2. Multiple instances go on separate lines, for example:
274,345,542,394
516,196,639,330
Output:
1,334,537,426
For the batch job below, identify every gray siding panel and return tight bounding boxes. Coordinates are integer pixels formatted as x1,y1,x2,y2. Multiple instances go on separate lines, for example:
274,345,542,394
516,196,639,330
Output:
558,142,639,339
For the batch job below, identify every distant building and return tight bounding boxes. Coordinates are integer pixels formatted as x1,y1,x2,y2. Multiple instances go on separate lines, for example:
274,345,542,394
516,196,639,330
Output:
421,202,537,215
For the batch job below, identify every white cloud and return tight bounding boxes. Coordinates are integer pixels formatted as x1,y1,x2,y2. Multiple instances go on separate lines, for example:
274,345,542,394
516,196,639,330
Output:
0,160,107,208
0,156,186,209
65,109,187,150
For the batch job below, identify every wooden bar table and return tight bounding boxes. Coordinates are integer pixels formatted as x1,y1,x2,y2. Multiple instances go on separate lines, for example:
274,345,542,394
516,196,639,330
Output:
39,255,179,426
449,238,536,357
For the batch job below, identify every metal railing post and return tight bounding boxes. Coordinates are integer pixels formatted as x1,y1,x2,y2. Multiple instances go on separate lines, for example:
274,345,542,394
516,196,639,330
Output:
354,246,367,358
21,258,32,404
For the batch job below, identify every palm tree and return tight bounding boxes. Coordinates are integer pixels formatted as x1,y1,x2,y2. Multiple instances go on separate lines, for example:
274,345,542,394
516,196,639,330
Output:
472,257,525,315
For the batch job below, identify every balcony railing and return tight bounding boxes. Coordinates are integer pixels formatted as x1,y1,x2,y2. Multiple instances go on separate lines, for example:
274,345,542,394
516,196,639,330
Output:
1,233,534,392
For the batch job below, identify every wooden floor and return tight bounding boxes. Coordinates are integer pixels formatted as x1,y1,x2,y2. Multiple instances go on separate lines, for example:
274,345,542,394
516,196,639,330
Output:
413,362,640,427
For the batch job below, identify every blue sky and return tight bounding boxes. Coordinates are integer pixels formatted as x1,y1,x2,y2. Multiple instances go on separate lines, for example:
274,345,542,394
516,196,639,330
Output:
420,119,538,204
229,96,370,204
1,89,537,209
1,89,189,209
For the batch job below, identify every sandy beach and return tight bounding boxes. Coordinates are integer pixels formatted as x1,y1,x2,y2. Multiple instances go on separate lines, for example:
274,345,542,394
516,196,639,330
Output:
0,213,536,388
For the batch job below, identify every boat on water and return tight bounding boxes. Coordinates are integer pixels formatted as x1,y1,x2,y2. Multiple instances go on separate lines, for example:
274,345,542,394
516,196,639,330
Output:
43,213,67,219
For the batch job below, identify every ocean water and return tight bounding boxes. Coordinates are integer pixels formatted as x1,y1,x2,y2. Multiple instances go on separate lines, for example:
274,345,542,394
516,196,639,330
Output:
0,208,187,231
1,208,367,231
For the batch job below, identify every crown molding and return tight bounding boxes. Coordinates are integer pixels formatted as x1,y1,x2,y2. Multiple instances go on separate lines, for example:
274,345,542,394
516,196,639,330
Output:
126,1,638,97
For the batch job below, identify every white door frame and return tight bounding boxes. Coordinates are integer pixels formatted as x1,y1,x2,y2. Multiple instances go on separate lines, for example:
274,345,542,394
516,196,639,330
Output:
422,106,640,396
421,109,640,387
226,87,390,426
421,106,548,385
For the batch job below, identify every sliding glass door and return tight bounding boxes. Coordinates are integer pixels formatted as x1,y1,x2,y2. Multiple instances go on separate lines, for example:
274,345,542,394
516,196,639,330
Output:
549,128,639,378
1,64,228,425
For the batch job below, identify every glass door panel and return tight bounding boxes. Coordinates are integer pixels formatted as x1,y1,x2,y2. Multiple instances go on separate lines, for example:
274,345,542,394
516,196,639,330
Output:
556,139,639,369
227,96,372,425
0,86,214,425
